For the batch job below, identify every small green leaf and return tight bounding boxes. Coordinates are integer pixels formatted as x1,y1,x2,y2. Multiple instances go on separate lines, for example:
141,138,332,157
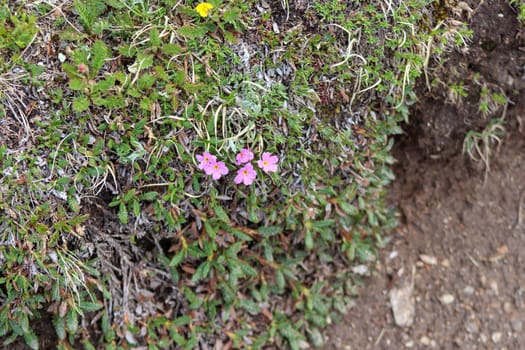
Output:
123,189,136,202
169,250,185,267
118,202,128,224
177,25,210,39
79,301,103,312
141,191,158,201
308,327,324,347
238,262,258,278
149,28,161,47
72,96,90,112
66,309,78,335
238,299,261,315
213,205,230,223
192,261,211,282
173,315,192,326
162,43,183,56
23,330,39,350
305,229,313,250
204,221,216,239
91,40,108,72
258,225,282,237
53,316,66,340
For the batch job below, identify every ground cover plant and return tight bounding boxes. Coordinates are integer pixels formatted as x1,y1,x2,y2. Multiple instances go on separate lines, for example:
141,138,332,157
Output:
0,0,470,348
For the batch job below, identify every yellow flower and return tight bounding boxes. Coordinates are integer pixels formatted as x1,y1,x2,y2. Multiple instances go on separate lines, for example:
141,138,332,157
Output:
195,2,214,17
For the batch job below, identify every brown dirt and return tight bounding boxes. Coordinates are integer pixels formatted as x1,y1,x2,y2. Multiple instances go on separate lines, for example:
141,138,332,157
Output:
324,0,525,349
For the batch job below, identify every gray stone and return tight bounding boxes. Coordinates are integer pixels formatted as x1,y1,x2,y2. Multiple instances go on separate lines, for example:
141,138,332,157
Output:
390,285,415,327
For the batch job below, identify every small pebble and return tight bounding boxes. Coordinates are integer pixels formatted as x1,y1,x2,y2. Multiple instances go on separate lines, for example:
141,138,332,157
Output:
504,301,513,313
441,259,450,267
489,280,499,295
405,340,414,348
511,318,523,332
420,254,438,265
465,320,479,334
440,294,455,305
463,286,475,295
492,332,502,343
352,265,368,275
389,251,398,259
420,336,430,345
480,333,487,343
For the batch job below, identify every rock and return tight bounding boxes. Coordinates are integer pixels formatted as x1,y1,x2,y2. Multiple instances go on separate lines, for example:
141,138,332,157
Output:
352,265,369,275
504,301,513,313
511,317,523,332
298,340,310,349
463,286,475,295
465,320,479,334
491,332,502,343
405,340,414,348
480,333,488,343
489,280,499,295
440,293,455,305
419,254,438,265
390,285,415,327
420,336,430,345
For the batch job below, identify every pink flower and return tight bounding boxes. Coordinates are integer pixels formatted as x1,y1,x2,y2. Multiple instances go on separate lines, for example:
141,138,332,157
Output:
196,152,217,172
235,148,254,165
207,161,229,180
257,152,278,173
78,63,88,74
234,163,257,185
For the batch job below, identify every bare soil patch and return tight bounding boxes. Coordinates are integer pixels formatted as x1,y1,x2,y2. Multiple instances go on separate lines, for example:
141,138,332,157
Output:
324,0,525,349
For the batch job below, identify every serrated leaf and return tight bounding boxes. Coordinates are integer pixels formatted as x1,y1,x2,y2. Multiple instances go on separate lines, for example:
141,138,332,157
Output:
118,202,128,224
66,309,78,335
169,249,185,267
204,221,216,239
191,261,211,282
308,327,324,347
339,201,357,216
161,43,183,56
79,301,103,312
128,54,153,73
173,315,192,326
170,330,185,345
8,319,23,336
177,25,210,39
104,0,125,9
68,195,80,213
0,320,8,337
91,40,108,72
19,314,29,334
276,270,285,290
149,28,161,47
141,191,158,201
305,229,313,250
258,225,282,237
239,262,258,278
131,199,140,217
123,189,136,202
23,330,39,350
53,316,66,340
213,204,230,223
231,229,252,241
81,338,96,350
73,96,90,112
238,299,261,315
367,210,378,226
